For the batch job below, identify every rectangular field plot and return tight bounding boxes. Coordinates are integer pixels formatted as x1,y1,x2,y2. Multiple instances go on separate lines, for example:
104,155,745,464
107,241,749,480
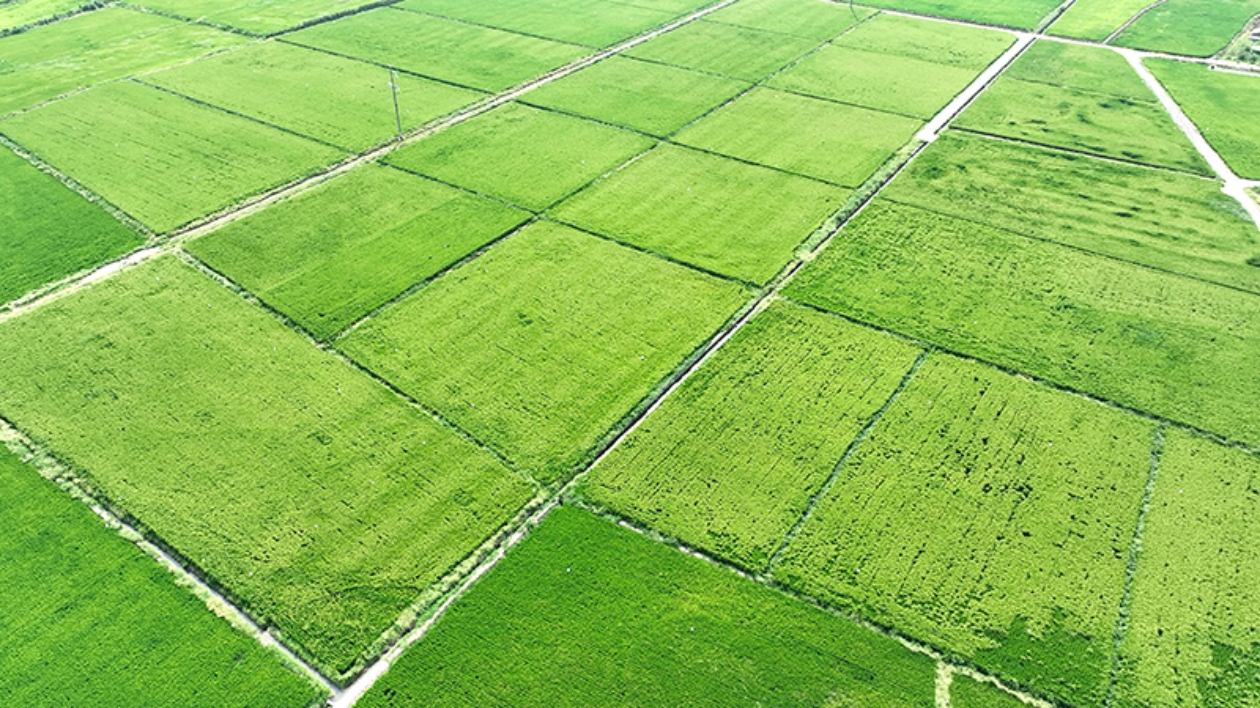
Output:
0,146,143,305
0,7,247,115
358,506,938,708
143,41,483,152
386,102,654,210
1047,0,1155,40
769,13,1014,118
398,0,673,47
1115,430,1260,708
1113,0,1260,57
341,222,749,485
847,0,1060,29
955,42,1210,175
521,55,748,137
136,0,377,35
1,81,343,233
551,144,846,284
773,353,1154,707
882,132,1260,293
1147,59,1260,181
0,0,93,33
784,200,1260,447
674,87,922,186
187,163,529,340
0,447,323,707
625,19,817,82
286,8,587,92
0,256,536,678
579,300,922,570
704,0,874,40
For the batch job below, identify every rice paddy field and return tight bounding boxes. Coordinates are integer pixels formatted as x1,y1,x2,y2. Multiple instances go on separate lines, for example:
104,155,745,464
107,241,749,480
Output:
1,0,1258,706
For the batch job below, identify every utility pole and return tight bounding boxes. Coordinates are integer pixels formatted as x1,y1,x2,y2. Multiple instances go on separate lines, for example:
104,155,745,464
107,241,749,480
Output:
389,65,403,142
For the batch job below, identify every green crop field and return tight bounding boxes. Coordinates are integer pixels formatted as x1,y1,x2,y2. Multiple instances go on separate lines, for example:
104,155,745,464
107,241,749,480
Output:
579,300,922,570
774,353,1154,706
674,87,922,186
1147,59,1260,180
521,55,748,137
551,143,845,284
704,0,874,40
187,163,530,340
1,81,343,233
1048,0,1155,40
0,7,246,115
625,19,817,81
785,200,1260,447
398,0,674,47
358,506,938,707
955,42,1210,175
135,0,375,35
0,146,143,305
287,8,587,92
0,447,323,707
951,675,1026,708
882,132,1260,293
341,221,749,485
143,41,483,152
386,101,655,210
0,256,535,677
849,0,1060,29
0,0,92,32
1114,0,1260,57
1115,429,1260,708
769,13,1014,118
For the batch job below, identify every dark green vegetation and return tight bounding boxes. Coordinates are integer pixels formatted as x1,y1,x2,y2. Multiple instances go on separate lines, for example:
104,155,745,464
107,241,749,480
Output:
769,12,1014,119
551,143,845,284
340,222,749,485
0,256,535,678
0,6,246,115
785,200,1260,447
773,353,1153,707
579,300,922,569
950,675,1027,708
387,102,654,210
187,163,529,340
882,131,1260,293
1,81,343,233
0,447,323,707
358,506,938,707
625,19,817,81
955,41,1210,175
0,146,143,305
521,55,748,136
397,0,675,47
143,41,483,152
704,0,874,40
1048,0,1156,40
287,8,587,92
847,0,1060,29
674,87,923,186
1113,0,1260,57
135,0,377,35
1115,430,1260,708
1147,59,1260,180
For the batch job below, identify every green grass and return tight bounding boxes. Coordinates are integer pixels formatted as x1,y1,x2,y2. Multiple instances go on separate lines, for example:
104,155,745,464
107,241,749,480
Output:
882,131,1260,293
551,144,846,284
785,199,1260,447
0,256,536,678
1048,0,1156,40
134,0,378,35
386,101,655,210
674,87,922,186
1,81,343,233
625,19,817,81
1147,59,1260,180
774,353,1153,707
1004,39,1154,100
340,221,749,485
768,14,1014,119
704,0,874,40
0,146,143,305
0,447,324,707
955,43,1210,175
187,163,529,340
521,55,748,136
1115,429,1260,708
845,0,1060,29
578,300,922,570
397,0,674,47
0,7,247,115
0,0,94,33
357,506,938,707
286,8,587,92
950,675,1027,708
1114,0,1260,57
143,41,483,152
